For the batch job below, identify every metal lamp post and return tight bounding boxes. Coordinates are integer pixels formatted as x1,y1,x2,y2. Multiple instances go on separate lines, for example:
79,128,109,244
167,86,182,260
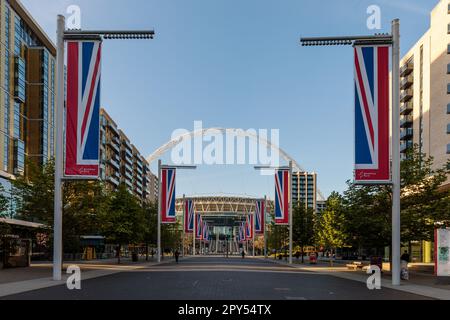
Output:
53,15,154,281
157,162,196,263
255,161,294,264
300,20,401,286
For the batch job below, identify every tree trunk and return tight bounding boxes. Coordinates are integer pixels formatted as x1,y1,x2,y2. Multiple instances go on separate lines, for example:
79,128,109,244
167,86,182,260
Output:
145,243,149,261
301,244,304,264
330,248,334,267
117,244,121,264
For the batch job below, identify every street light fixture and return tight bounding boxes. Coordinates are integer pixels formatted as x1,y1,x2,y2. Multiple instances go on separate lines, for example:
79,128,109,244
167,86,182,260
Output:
300,20,401,286
53,15,155,281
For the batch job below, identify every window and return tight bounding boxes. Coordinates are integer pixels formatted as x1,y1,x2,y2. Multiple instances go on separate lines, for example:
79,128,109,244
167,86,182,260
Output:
448,64,450,74
448,144,450,155
448,124,450,134
448,84,450,94
448,44,450,54
448,104,450,114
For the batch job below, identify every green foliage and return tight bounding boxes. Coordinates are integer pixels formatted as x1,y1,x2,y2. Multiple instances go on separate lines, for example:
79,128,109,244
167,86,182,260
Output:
100,184,146,247
315,192,347,251
321,145,450,253
292,203,315,262
0,184,9,218
13,159,55,224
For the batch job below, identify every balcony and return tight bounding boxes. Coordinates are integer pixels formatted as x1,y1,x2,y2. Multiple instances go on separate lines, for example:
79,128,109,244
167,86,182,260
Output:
107,158,120,170
400,102,413,115
400,128,413,140
125,162,133,173
400,115,413,128
107,139,120,153
107,122,119,136
125,148,133,159
400,141,414,153
400,62,413,77
125,179,133,189
400,89,413,102
400,75,413,89
107,176,120,186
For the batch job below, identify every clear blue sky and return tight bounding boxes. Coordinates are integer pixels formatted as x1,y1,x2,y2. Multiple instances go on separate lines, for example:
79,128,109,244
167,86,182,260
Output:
22,0,439,200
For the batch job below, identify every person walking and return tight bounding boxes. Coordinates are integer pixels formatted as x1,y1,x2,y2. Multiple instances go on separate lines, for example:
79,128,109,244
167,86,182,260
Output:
400,250,410,280
241,250,246,259
175,249,180,264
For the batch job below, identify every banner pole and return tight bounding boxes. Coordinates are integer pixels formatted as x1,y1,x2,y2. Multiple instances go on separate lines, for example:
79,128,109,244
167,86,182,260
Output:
182,195,186,257
157,160,162,263
391,19,401,286
264,196,267,259
53,15,65,281
289,161,293,265
252,210,255,257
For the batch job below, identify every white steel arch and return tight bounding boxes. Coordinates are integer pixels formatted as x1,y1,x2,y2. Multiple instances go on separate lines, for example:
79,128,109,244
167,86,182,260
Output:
146,128,326,201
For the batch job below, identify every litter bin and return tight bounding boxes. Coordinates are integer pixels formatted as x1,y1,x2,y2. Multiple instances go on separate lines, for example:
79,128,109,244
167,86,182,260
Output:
132,252,138,262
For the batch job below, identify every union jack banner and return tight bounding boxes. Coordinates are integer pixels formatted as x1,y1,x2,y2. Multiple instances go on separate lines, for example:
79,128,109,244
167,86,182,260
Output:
275,170,290,225
354,45,390,183
255,200,265,234
184,199,194,233
203,222,209,242
65,41,102,179
161,168,176,224
196,213,203,240
245,214,253,240
239,222,246,243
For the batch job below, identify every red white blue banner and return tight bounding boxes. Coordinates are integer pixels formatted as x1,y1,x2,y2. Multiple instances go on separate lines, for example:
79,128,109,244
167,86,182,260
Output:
239,222,246,243
245,214,253,240
275,170,289,225
354,45,390,183
203,222,209,242
184,199,194,233
161,168,176,224
65,41,102,179
255,200,265,234
196,213,203,240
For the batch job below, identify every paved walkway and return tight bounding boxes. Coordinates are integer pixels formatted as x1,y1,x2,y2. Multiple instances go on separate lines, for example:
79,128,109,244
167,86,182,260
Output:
0,256,183,298
1,256,430,300
264,257,450,300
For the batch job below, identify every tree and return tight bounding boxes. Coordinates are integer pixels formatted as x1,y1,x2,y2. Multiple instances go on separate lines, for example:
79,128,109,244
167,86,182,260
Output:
100,184,146,264
292,203,315,263
142,201,157,260
13,159,110,255
13,159,55,224
315,192,347,266
400,146,450,245
0,184,10,218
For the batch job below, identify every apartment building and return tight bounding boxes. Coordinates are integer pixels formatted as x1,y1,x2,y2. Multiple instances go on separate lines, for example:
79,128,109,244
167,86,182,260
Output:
99,109,121,190
399,0,450,189
100,108,158,203
0,0,56,215
292,172,317,211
